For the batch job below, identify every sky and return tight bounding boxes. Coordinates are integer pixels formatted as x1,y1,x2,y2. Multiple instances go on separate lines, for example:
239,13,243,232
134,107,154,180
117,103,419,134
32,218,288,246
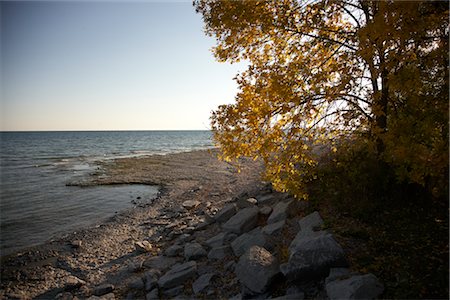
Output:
0,1,245,131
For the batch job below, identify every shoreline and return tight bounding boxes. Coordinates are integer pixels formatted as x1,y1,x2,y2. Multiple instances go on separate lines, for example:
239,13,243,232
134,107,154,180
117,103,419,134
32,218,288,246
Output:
0,149,266,299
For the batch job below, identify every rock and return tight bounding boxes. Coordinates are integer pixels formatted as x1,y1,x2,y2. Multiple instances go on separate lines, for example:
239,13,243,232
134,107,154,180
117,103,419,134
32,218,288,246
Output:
192,273,215,294
145,271,159,291
262,220,285,236
71,240,82,248
162,285,184,297
165,244,183,257
281,233,347,281
214,204,237,223
208,245,231,260
158,261,197,289
298,211,324,232
231,228,267,257
237,197,258,208
182,200,201,209
128,277,144,290
145,289,159,300
325,268,351,285
195,221,210,231
259,206,272,216
271,293,305,300
235,246,279,294
143,255,179,271
224,261,236,272
256,194,277,206
175,233,193,244
135,241,152,253
222,206,259,234
267,200,294,224
64,275,86,291
184,242,207,260
55,292,74,300
93,284,114,296
326,273,384,299
204,231,236,248
88,293,115,300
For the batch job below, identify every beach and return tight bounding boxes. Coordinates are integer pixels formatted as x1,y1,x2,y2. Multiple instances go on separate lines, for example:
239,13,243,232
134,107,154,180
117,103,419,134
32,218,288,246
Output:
0,149,267,299
1,149,388,300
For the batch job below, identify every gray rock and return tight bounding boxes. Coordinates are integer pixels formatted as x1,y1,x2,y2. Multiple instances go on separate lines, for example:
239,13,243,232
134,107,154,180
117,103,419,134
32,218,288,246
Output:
256,194,277,206
267,200,294,224
259,206,272,216
165,244,183,257
224,261,236,272
145,271,159,291
88,293,115,300
289,229,326,252
325,268,351,285
93,284,114,296
192,273,215,294
222,206,259,234
143,255,179,271
235,246,279,294
281,233,347,281
158,261,197,289
214,204,237,223
145,289,159,300
135,241,153,253
205,232,228,248
184,242,207,260
195,220,211,231
207,245,231,260
231,228,267,257
298,211,324,232
128,277,144,290
175,233,193,244
182,200,200,209
326,273,384,299
271,293,305,300
262,220,285,235
162,285,184,297
237,197,258,208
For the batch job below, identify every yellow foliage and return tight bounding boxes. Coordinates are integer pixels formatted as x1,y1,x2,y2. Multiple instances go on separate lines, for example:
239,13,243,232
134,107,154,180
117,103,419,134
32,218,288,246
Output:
195,0,449,198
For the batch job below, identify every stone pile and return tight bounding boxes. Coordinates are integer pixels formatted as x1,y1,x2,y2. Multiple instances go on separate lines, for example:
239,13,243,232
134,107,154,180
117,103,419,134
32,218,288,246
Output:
67,191,384,300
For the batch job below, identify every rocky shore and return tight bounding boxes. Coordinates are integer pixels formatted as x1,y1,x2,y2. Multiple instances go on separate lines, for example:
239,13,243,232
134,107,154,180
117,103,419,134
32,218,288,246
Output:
0,149,383,299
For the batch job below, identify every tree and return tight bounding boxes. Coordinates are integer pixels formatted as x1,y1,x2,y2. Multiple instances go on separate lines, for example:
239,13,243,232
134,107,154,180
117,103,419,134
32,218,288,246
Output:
195,0,449,198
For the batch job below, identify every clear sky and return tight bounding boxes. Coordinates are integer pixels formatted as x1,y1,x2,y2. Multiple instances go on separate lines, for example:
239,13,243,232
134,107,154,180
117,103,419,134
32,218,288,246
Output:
0,1,245,131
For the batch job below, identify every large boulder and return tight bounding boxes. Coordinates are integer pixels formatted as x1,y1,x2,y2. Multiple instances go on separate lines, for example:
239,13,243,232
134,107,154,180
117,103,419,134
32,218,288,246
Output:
267,200,295,224
214,204,237,223
298,211,324,232
257,194,277,206
231,228,267,257
222,206,259,234
205,232,230,248
192,273,216,295
281,233,347,281
235,246,280,294
184,243,207,261
208,245,231,260
158,261,197,289
143,255,179,271
326,273,384,299
262,220,285,236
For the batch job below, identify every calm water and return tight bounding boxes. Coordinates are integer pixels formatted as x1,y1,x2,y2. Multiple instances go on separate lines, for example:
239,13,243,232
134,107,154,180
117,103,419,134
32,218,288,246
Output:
0,131,213,255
